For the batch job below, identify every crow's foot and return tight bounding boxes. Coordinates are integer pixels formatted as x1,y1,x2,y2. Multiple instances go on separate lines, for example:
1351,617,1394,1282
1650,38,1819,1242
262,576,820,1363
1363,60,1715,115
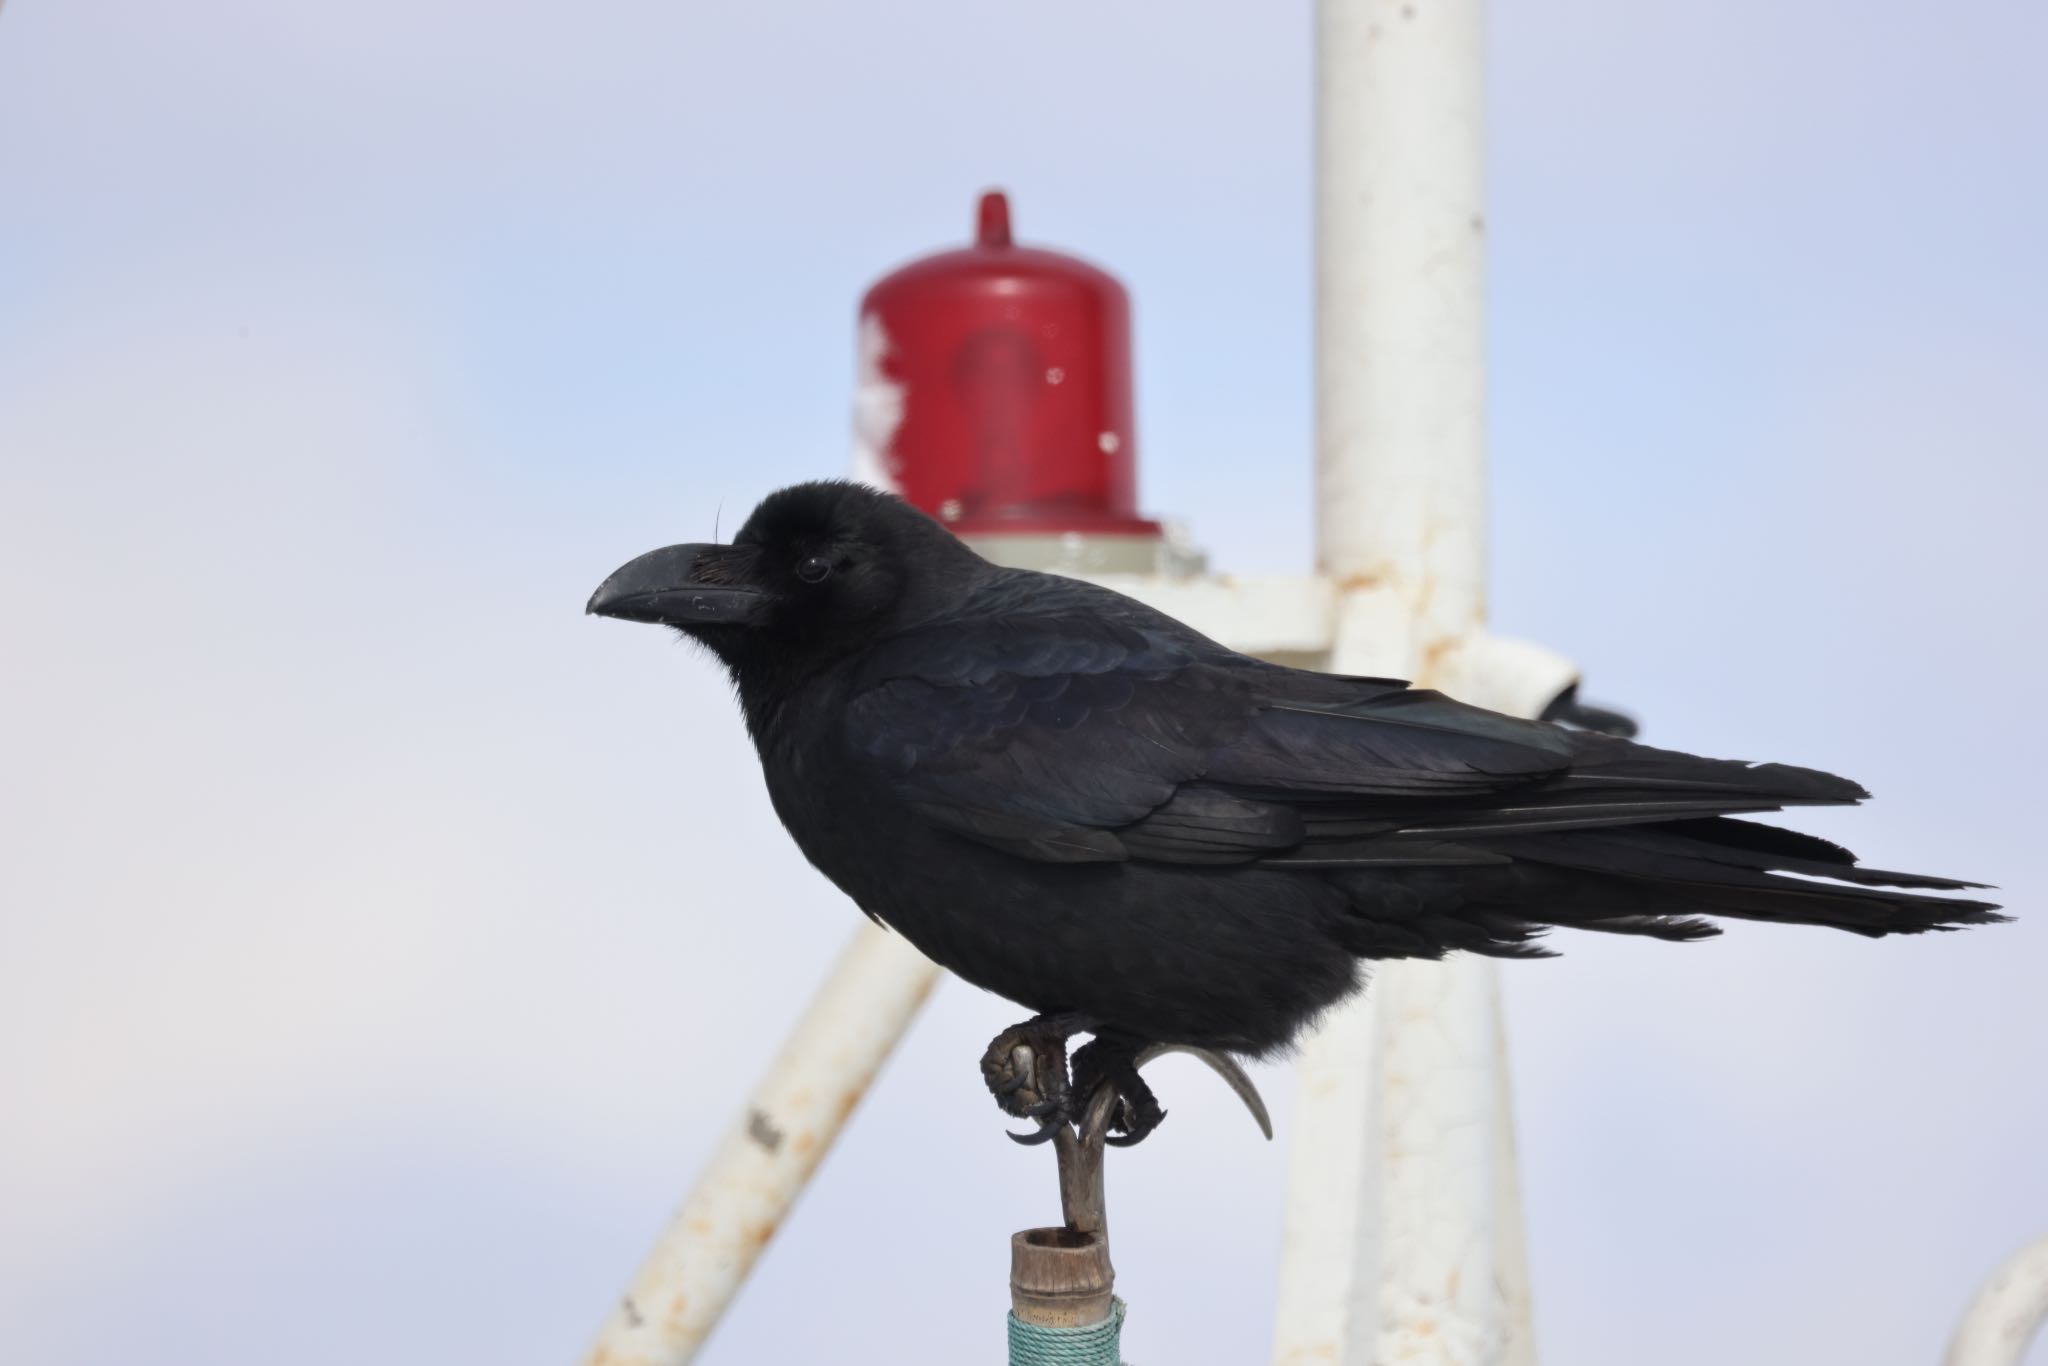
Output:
1072,1034,1168,1147
980,1012,1096,1144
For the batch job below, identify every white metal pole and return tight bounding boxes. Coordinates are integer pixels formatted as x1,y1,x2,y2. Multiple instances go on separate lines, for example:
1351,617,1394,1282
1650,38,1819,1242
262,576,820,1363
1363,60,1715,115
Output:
1274,1,1540,1362
1311,0,1487,656
579,923,939,1366
1944,1237,2048,1366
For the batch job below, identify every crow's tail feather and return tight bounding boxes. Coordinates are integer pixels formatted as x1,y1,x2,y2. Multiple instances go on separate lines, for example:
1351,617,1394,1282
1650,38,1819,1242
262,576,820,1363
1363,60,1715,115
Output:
1495,816,2004,940
1326,815,2001,964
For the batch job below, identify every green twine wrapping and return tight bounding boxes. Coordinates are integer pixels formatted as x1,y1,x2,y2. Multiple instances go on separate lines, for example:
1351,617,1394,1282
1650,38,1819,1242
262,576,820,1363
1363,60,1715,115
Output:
1006,1297,1127,1366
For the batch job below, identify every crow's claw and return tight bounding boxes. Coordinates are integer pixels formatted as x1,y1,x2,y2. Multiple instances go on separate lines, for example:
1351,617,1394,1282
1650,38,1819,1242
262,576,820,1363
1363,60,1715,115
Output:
1074,1037,1169,1146
1007,1119,1063,1146
1006,1092,1072,1145
1103,1102,1165,1147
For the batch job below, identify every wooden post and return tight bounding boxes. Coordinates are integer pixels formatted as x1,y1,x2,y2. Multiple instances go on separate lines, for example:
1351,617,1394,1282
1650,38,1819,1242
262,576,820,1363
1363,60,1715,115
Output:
1010,1228,1116,1329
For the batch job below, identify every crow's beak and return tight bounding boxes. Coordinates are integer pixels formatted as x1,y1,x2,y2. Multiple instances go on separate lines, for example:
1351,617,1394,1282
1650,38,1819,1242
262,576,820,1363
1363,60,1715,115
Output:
586,543,768,627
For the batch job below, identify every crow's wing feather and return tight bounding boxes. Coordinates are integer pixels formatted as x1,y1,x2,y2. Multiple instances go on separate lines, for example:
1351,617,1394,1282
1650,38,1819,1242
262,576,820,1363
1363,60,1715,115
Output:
1201,690,1574,798
843,572,1877,868
843,606,1577,865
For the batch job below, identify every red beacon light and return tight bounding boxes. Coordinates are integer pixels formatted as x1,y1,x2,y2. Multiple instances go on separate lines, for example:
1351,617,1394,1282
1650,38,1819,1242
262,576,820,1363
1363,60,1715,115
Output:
854,190,1173,572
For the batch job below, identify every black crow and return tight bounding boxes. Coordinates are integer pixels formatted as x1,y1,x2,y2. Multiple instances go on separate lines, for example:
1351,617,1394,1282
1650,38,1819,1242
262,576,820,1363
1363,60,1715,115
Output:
589,480,2001,1143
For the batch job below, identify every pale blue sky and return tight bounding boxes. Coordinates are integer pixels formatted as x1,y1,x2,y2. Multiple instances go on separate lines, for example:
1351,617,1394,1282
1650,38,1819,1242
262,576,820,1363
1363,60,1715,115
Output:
2,2,2043,1363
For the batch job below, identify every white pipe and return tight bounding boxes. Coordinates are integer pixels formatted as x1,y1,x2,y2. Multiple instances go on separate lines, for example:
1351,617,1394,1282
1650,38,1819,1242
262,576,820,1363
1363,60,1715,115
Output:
579,923,939,1366
1276,0,1539,1361
1944,1237,2048,1366
1312,0,1488,657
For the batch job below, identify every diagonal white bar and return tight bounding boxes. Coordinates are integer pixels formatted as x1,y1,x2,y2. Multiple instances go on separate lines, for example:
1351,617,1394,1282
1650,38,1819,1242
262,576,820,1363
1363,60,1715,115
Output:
1944,1236,2048,1366
579,923,939,1366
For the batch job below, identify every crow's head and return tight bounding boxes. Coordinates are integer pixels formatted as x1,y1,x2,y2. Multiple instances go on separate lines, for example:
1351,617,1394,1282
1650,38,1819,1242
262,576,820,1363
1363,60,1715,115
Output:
586,480,982,669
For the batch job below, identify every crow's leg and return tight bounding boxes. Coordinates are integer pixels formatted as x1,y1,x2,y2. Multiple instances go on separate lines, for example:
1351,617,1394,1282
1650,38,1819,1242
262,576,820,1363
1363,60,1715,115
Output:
980,1012,1096,1145
1070,1031,1168,1147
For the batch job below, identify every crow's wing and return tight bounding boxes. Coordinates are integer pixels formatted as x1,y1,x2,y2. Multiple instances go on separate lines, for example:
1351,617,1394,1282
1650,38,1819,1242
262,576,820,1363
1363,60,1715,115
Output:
843,612,1219,861
843,603,1603,865
842,577,1995,948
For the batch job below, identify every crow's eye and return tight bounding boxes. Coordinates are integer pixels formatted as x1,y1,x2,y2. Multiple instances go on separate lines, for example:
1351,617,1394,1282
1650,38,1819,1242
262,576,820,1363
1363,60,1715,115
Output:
796,555,833,584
